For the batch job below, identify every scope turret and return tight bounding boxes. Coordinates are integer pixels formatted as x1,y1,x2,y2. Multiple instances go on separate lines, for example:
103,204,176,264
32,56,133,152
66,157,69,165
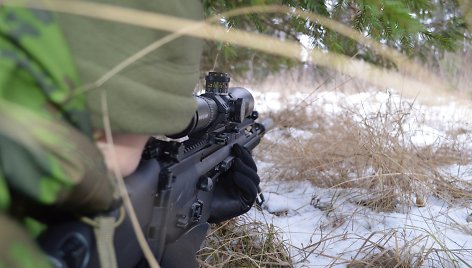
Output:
205,72,230,94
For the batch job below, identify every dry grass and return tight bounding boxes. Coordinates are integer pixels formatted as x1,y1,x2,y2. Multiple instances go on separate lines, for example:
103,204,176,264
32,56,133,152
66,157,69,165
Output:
347,232,416,268
345,229,461,268
197,60,472,267
197,217,292,267
255,87,472,213
229,62,472,267
279,221,472,267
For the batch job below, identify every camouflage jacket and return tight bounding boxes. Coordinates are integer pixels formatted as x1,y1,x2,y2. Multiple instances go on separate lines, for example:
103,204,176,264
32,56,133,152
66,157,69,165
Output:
0,1,203,267
0,4,116,268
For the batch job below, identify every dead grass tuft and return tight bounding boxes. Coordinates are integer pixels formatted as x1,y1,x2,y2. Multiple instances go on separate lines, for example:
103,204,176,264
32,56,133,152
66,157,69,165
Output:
197,217,292,267
346,230,454,268
257,90,472,212
348,250,411,268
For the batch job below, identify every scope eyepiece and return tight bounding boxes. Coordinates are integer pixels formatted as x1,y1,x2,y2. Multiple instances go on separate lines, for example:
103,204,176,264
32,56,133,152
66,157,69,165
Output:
205,72,230,94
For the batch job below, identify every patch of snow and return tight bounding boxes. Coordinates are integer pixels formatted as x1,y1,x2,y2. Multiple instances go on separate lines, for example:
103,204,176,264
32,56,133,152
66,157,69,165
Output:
248,180,472,267
248,89,472,267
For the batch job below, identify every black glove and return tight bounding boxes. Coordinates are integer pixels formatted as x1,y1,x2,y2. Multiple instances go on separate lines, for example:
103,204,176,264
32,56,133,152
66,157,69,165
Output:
208,144,260,223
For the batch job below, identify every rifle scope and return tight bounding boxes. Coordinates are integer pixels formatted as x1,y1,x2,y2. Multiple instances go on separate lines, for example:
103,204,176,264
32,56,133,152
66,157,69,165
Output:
171,72,256,138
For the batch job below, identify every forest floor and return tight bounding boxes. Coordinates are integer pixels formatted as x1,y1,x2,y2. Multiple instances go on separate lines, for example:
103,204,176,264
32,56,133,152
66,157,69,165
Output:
198,74,472,268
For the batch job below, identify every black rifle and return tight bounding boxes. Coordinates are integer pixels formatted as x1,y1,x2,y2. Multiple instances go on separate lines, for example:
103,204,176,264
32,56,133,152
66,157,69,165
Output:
38,72,273,268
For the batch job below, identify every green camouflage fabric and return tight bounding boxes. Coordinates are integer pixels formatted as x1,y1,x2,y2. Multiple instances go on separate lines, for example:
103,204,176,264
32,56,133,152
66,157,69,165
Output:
1,1,204,266
58,0,204,135
0,4,116,267
0,214,51,268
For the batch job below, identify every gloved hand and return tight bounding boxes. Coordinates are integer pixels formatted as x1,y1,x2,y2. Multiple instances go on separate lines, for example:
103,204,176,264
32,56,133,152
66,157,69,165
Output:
208,144,260,223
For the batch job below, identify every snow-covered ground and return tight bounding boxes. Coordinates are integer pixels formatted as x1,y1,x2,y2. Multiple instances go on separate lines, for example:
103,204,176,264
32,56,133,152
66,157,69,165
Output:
247,89,472,267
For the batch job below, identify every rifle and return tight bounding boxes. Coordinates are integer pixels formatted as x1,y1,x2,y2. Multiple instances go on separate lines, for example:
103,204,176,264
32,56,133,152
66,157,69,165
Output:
38,72,273,268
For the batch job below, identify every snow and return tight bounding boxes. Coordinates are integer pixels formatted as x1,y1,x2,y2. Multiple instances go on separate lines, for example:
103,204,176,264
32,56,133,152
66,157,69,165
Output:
248,180,472,267
247,89,472,267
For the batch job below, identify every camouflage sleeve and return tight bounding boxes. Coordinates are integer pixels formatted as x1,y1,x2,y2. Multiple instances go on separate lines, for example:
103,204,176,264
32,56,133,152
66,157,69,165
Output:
0,170,9,211
0,214,52,268
0,5,119,267
0,99,117,213
0,5,116,212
